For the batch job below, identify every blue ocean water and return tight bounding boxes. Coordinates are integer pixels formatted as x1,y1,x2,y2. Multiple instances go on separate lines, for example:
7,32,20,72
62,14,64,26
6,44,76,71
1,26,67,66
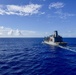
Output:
0,38,76,75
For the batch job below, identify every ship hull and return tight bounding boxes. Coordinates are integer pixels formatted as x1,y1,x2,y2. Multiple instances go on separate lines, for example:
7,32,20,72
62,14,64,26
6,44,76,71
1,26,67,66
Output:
44,41,67,46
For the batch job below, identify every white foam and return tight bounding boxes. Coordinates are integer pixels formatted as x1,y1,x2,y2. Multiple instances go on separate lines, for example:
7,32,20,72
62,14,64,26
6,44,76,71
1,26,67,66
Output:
58,45,76,52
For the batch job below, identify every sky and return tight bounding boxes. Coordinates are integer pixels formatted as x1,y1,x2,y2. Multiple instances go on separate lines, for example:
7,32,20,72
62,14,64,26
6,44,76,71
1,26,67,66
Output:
0,0,76,37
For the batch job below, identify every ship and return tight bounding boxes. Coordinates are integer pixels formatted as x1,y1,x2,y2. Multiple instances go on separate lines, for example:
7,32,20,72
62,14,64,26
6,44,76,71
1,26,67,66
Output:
43,31,67,46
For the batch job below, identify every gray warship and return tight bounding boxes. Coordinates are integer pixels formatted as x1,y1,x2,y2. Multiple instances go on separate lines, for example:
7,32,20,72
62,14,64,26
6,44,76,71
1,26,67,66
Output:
44,31,67,46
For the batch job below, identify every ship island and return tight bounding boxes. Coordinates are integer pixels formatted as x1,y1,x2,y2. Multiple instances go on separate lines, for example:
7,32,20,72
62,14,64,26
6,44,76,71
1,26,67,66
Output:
44,31,67,46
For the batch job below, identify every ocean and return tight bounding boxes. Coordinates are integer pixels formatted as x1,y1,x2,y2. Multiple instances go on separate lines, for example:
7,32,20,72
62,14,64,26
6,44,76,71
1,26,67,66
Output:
0,38,76,75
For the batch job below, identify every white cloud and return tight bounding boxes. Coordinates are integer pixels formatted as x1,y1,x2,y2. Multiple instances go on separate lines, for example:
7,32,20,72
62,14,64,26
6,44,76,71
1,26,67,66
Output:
0,33,2,35
49,2,64,9
8,29,14,35
55,10,75,19
15,29,22,36
0,26,4,29
0,4,42,16
0,26,37,37
48,2,75,19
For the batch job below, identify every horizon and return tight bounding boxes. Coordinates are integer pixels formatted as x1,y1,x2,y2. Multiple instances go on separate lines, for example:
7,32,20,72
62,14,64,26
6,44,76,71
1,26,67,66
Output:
0,0,76,37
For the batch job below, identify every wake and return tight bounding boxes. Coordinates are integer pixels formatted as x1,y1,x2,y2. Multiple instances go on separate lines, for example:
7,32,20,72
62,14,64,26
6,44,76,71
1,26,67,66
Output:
42,42,76,52
58,45,76,52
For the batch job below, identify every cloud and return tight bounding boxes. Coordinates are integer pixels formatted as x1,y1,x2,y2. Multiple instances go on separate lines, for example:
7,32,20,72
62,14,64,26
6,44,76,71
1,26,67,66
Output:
49,2,64,9
8,30,13,35
0,4,42,16
55,10,75,19
0,26,4,29
48,2,75,19
0,26,37,37
15,29,22,36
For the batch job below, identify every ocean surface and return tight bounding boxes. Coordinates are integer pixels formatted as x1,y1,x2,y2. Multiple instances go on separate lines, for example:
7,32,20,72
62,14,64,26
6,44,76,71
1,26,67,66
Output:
0,38,76,75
